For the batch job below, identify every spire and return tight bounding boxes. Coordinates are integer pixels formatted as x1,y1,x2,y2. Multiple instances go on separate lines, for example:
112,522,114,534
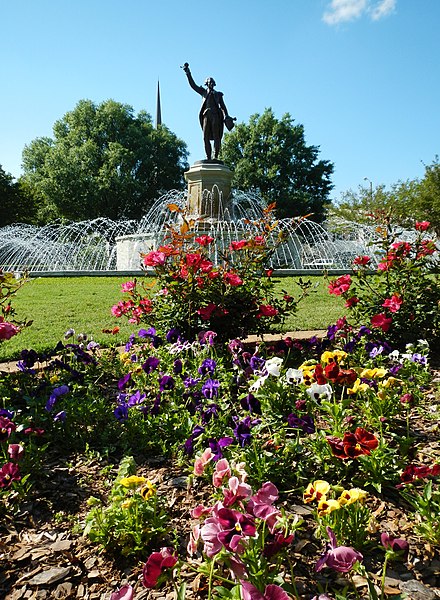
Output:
156,80,162,128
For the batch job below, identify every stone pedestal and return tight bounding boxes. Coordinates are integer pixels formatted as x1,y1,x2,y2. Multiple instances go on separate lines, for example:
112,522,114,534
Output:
184,160,233,219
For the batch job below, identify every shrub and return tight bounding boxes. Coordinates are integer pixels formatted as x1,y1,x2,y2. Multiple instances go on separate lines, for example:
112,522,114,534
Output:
328,213,440,348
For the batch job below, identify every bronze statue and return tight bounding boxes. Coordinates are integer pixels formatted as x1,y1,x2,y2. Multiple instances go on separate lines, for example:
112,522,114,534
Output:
182,62,235,161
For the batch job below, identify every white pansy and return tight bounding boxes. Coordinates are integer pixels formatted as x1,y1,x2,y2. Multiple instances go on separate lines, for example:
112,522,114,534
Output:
285,368,303,385
306,383,333,402
264,357,283,377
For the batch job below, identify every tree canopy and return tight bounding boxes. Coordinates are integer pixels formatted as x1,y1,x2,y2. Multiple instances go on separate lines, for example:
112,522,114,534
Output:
0,165,39,227
329,157,440,235
22,99,189,222
220,108,334,222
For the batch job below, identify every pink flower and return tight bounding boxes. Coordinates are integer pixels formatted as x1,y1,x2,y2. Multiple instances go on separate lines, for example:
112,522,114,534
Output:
143,250,166,267
213,458,231,488
223,272,243,286
0,416,16,441
8,444,24,462
187,523,201,555
380,532,409,559
328,275,352,296
121,281,136,293
315,527,363,573
222,476,252,507
194,447,214,475
344,296,359,308
247,482,281,533
195,234,214,246
371,313,392,332
0,462,21,488
229,240,248,251
257,305,278,318
190,504,213,518
197,303,228,321
415,221,430,231
110,584,134,600
215,507,256,553
241,581,291,600
142,547,178,588
0,321,19,340
353,255,371,266
382,294,403,313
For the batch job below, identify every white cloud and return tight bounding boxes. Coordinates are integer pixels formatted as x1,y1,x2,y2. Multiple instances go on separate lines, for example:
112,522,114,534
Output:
369,0,396,21
323,0,368,25
323,0,397,25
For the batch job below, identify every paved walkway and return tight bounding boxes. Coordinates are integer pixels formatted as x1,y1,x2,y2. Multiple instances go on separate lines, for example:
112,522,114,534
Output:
0,330,327,374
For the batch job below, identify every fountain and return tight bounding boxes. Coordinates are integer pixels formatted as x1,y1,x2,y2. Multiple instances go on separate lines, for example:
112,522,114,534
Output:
0,64,402,275
0,185,387,275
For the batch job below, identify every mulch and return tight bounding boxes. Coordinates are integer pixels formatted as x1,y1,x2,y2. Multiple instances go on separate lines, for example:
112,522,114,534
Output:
1,333,440,599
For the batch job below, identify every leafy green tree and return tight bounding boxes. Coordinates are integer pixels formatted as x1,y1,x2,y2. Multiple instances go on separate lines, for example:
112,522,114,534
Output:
0,165,39,227
22,99,189,221
329,158,440,235
220,108,334,221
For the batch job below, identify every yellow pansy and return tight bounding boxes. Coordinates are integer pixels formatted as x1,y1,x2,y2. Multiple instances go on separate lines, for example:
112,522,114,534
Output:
347,379,370,395
119,352,132,365
303,480,330,503
318,498,341,515
359,368,387,379
140,480,156,500
338,488,367,506
121,499,133,509
320,350,347,365
379,377,400,389
50,374,59,384
119,475,148,488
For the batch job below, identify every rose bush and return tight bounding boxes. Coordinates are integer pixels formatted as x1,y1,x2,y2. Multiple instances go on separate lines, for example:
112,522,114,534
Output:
328,212,440,348
111,204,311,341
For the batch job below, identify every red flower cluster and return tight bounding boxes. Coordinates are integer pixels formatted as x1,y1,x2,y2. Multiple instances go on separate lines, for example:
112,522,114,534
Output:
326,427,378,460
398,463,440,486
328,275,352,296
314,363,357,387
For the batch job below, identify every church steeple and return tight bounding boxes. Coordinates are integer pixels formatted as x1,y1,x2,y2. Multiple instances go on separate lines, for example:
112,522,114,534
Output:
156,80,162,128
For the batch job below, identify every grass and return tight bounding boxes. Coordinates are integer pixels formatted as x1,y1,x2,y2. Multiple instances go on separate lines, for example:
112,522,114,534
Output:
0,275,345,362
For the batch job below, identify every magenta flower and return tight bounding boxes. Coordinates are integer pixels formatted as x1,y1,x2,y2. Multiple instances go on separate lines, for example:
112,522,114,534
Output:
110,584,133,600
142,547,178,588
0,320,19,340
380,532,409,559
216,507,256,553
0,462,21,488
8,443,24,462
315,527,363,573
247,482,281,533
241,581,291,600
0,416,16,441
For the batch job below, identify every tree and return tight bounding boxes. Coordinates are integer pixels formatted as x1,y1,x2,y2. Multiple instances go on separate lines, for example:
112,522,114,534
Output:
220,108,334,221
328,157,440,235
22,99,189,222
0,165,39,227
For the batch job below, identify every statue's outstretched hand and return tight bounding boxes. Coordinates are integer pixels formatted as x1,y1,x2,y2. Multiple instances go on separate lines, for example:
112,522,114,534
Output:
182,62,190,74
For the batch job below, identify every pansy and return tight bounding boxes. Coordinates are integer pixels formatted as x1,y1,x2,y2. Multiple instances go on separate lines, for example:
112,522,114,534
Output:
264,356,283,377
8,443,24,462
315,527,363,573
0,416,16,441
317,498,341,516
201,378,220,399
0,462,21,488
285,368,303,385
241,581,290,600
198,358,217,375
338,488,367,506
303,480,330,503
110,584,133,600
306,382,333,402
380,532,409,559
327,427,378,460
215,507,257,553
142,547,178,588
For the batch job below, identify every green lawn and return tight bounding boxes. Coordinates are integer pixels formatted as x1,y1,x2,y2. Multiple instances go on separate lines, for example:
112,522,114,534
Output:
0,275,345,362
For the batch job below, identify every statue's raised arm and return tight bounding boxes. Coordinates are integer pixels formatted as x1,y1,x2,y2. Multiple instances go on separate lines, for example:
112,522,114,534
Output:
181,62,235,161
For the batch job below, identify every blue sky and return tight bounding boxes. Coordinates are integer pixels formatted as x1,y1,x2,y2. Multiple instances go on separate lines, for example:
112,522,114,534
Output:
1,0,439,201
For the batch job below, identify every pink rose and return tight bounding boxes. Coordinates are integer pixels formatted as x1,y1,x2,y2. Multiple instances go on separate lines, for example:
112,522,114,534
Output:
0,321,19,340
